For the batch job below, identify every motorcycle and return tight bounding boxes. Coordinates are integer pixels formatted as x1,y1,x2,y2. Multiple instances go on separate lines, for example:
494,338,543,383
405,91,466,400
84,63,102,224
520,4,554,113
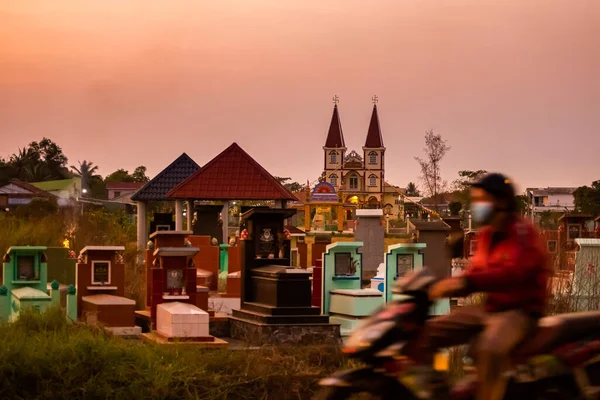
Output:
315,268,600,399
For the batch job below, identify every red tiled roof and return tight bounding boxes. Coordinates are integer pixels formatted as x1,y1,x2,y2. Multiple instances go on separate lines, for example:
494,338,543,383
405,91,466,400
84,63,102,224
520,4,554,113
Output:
166,143,297,200
105,182,145,190
364,104,384,148
324,104,346,148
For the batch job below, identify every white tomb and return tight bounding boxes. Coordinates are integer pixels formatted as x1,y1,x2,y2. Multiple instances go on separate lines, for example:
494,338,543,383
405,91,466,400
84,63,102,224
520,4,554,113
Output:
370,263,385,292
156,301,209,339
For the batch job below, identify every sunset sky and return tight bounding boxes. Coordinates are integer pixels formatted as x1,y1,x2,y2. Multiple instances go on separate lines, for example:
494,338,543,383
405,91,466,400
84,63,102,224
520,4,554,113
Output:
1,0,598,193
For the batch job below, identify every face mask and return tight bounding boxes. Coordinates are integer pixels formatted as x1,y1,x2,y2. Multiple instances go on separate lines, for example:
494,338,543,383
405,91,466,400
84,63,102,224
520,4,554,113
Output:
471,202,494,225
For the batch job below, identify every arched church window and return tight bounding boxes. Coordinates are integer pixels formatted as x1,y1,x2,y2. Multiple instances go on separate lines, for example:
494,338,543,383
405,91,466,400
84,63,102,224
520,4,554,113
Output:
348,174,359,189
368,151,377,164
330,151,338,164
369,174,377,187
329,174,338,187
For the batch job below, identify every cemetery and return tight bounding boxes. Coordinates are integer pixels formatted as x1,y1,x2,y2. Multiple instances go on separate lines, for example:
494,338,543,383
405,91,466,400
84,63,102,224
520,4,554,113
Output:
1,140,596,399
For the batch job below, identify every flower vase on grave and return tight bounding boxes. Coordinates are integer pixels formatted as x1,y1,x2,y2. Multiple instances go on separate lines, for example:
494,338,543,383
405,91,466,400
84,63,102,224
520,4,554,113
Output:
268,253,275,259
278,249,284,258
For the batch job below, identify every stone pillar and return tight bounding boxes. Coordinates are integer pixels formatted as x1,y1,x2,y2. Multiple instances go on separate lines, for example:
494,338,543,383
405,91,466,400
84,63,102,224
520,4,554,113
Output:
222,201,229,244
304,205,311,232
50,280,60,308
186,200,194,231
175,199,183,231
136,201,147,264
66,285,77,323
337,205,344,232
0,286,8,323
355,209,385,280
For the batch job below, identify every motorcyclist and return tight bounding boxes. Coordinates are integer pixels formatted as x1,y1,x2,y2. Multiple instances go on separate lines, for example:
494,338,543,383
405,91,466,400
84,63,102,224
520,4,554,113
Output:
409,173,550,400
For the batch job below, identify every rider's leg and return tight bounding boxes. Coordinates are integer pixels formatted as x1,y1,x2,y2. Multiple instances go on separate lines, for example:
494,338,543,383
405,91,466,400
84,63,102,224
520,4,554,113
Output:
475,310,536,400
408,304,487,365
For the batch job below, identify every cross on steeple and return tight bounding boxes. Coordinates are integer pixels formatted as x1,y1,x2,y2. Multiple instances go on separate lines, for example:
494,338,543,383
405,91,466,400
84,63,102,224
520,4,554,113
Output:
372,95,378,104
333,95,339,105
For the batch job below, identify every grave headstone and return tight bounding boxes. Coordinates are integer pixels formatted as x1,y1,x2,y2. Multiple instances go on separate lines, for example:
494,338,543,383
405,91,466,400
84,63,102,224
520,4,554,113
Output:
354,209,385,281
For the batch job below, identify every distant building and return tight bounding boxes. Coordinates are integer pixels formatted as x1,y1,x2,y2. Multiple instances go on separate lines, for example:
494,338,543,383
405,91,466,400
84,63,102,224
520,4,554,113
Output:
106,182,145,200
526,187,577,221
0,179,55,210
30,177,82,207
321,101,401,215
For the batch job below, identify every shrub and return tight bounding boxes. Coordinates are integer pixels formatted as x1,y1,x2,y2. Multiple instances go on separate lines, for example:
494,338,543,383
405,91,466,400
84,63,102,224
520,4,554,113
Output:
0,308,350,399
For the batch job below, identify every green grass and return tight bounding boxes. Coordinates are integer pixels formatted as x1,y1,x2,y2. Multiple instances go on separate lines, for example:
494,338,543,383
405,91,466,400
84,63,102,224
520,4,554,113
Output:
0,307,351,400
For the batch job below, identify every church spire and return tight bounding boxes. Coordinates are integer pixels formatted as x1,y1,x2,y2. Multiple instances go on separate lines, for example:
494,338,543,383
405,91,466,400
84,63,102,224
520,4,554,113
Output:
324,97,346,148
364,100,384,148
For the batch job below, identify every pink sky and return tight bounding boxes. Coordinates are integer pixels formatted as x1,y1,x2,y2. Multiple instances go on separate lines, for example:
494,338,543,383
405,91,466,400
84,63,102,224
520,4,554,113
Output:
1,0,598,193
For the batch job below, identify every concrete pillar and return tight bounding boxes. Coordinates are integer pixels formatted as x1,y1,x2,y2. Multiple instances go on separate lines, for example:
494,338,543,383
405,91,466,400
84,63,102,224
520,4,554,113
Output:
222,201,229,243
66,285,77,323
186,200,194,231
136,201,147,264
175,199,183,231
136,202,147,248
304,205,311,232
337,205,344,232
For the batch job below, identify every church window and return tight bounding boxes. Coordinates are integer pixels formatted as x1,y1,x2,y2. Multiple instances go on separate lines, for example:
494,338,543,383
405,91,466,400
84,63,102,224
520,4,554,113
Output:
330,151,338,164
329,174,338,187
349,175,358,189
368,151,377,164
369,174,377,187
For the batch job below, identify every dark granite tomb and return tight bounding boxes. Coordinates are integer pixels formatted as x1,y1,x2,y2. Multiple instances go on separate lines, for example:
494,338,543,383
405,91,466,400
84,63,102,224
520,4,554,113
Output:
230,208,338,343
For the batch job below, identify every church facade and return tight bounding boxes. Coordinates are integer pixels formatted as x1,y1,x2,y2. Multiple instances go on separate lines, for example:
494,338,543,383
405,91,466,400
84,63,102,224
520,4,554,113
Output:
321,101,401,216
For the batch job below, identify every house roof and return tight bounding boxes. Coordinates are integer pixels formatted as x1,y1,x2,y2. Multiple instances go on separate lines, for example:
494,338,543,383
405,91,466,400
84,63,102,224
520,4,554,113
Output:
0,179,54,198
324,104,346,148
364,104,384,148
105,182,145,190
131,153,200,202
167,143,297,201
31,177,81,192
558,213,594,222
409,220,451,231
285,225,306,235
527,187,577,196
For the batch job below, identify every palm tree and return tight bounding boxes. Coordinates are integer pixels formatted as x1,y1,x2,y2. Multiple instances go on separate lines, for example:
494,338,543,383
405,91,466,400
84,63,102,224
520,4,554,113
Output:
71,160,99,193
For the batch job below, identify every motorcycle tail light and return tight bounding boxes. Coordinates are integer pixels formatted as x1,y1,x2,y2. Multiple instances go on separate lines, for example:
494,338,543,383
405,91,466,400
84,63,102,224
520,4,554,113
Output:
342,347,356,354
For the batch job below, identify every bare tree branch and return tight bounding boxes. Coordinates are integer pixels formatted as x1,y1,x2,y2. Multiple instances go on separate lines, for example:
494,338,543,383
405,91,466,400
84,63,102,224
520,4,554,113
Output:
414,130,451,213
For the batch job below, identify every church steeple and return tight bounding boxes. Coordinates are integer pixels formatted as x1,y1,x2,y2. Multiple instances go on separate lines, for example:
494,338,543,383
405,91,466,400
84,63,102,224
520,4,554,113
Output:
324,100,345,149
364,103,384,149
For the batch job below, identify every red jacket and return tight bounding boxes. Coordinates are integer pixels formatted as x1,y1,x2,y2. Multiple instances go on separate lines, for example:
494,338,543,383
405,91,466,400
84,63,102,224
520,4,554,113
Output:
464,217,550,315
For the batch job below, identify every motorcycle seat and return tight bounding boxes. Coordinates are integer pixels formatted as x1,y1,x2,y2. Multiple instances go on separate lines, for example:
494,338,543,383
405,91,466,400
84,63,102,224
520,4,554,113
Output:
513,311,600,359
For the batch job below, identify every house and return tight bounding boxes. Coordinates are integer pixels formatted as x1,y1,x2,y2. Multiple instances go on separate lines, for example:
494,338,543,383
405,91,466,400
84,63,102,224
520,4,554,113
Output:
0,179,55,210
105,182,144,200
526,187,577,221
30,177,82,207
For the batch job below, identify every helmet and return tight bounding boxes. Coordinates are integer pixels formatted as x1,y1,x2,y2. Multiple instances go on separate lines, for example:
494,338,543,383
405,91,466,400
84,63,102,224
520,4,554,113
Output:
471,173,517,212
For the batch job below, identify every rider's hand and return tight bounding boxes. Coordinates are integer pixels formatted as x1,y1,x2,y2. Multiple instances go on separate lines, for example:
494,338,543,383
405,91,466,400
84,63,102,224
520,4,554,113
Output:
428,278,466,300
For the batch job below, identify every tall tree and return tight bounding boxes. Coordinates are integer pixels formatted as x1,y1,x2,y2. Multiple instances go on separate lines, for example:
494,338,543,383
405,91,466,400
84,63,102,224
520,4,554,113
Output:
405,182,421,197
414,130,451,212
274,176,302,192
3,138,69,183
574,180,600,216
451,170,488,206
71,160,100,192
104,169,135,183
132,166,150,183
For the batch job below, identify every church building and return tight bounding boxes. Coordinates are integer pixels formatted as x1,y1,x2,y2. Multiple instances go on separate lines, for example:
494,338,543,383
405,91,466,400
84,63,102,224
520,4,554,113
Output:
322,99,401,215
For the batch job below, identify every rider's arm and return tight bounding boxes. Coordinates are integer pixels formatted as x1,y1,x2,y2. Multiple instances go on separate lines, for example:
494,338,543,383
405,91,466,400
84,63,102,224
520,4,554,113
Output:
463,228,543,293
